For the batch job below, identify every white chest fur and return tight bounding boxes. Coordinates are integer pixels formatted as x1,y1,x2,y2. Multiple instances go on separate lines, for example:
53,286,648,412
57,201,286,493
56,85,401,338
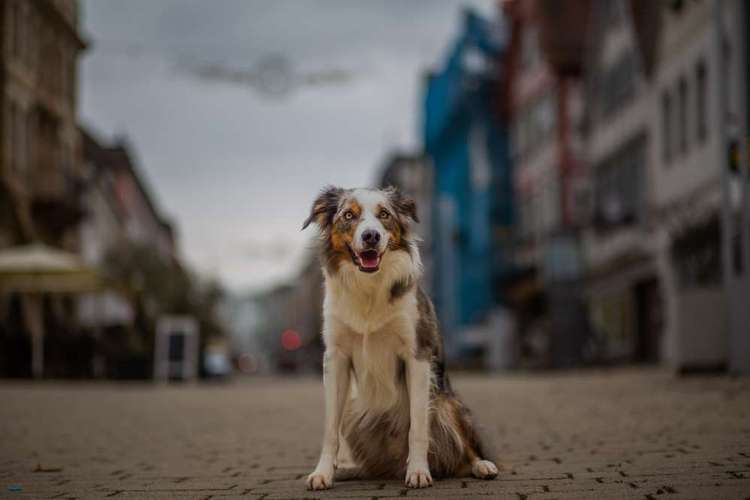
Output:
322,251,420,410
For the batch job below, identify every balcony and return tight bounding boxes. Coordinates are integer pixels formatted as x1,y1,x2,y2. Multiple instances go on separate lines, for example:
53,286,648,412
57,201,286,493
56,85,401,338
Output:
30,162,85,240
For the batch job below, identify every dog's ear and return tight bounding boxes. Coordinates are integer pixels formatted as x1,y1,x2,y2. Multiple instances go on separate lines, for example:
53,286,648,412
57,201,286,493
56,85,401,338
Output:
385,186,419,223
302,186,345,230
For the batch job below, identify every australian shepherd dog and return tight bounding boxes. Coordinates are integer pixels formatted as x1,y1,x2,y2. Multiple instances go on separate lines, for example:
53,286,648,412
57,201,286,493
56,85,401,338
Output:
302,186,498,490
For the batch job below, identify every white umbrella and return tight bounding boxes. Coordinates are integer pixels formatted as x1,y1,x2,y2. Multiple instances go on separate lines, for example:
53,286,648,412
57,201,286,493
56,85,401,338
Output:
0,244,101,378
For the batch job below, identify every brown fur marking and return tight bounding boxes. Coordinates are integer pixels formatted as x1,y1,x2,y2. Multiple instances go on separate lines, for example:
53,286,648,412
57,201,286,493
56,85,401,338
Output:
302,185,346,230
389,275,414,303
313,192,369,276
415,287,440,360
384,186,419,223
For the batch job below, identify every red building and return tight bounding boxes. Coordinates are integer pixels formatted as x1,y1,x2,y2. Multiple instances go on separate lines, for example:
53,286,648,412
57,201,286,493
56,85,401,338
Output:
502,0,592,367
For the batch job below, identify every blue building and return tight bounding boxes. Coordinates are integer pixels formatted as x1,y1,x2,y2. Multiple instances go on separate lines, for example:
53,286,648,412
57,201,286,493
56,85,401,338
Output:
423,8,514,359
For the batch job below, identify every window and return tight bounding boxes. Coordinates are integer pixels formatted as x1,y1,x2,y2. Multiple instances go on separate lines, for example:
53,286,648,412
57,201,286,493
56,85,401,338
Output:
542,175,560,234
678,77,688,155
512,90,557,162
9,2,18,58
13,1,25,62
16,107,26,176
519,190,533,241
7,101,26,176
521,27,542,71
68,50,76,102
662,91,672,164
595,135,646,230
607,0,623,26
600,52,637,118
60,45,67,100
696,60,708,142
6,102,15,170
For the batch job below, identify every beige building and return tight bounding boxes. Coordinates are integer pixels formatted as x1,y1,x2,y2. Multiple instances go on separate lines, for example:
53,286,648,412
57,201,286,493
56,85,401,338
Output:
0,0,88,377
1,0,87,249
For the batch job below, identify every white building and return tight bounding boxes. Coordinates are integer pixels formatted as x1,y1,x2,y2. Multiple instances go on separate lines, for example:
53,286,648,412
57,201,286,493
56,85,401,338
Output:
649,0,746,371
582,0,747,370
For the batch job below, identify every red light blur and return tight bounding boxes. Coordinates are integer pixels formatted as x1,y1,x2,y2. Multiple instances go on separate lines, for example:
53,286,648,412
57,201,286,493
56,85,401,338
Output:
281,329,302,351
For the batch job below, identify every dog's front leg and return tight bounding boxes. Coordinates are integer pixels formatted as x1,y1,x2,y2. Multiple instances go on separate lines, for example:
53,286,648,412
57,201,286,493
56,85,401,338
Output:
405,357,433,488
307,348,350,490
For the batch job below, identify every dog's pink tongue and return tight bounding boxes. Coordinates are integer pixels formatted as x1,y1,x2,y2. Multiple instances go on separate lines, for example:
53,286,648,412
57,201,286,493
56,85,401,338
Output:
360,251,379,268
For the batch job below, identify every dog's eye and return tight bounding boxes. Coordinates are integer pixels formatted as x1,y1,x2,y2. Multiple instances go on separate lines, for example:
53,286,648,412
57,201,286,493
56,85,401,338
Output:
343,210,355,221
378,209,390,220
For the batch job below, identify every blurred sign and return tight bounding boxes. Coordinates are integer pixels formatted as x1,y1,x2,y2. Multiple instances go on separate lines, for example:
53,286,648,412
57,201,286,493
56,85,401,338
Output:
154,316,199,382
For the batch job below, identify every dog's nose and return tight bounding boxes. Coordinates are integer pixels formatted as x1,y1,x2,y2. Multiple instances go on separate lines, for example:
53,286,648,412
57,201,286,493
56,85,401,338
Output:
361,229,381,247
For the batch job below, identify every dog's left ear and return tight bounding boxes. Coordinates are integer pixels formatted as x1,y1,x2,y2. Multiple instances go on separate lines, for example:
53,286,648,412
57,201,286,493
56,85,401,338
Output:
302,185,345,230
386,186,419,223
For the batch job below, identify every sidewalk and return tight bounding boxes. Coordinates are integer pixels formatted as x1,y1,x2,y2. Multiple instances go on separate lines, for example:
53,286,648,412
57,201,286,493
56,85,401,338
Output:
1,369,748,499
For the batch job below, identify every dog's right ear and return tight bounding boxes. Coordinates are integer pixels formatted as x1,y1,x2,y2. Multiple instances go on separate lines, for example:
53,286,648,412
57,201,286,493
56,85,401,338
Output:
302,186,345,230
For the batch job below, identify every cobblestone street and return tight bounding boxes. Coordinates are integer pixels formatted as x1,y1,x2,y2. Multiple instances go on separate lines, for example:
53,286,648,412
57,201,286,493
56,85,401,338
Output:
1,369,749,499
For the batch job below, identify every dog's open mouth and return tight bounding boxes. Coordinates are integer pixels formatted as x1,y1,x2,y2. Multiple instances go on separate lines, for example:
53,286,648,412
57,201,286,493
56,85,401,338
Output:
348,246,382,273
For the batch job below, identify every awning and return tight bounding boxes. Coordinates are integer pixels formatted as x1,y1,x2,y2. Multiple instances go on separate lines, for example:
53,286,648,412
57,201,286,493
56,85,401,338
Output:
0,244,102,379
585,250,654,299
0,244,100,293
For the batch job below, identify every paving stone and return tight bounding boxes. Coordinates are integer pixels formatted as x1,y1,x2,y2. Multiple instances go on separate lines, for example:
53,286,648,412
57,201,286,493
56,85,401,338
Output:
1,369,749,499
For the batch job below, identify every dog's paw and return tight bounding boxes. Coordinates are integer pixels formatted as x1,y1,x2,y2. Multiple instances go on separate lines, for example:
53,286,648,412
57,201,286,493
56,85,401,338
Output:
405,466,433,488
472,459,499,480
306,469,334,490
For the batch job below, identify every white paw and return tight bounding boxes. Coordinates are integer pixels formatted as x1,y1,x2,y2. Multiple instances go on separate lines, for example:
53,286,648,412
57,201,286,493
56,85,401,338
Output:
472,459,499,479
306,469,334,490
405,466,433,488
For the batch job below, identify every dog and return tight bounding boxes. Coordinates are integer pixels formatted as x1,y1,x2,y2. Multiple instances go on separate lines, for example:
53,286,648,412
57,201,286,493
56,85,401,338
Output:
302,186,498,490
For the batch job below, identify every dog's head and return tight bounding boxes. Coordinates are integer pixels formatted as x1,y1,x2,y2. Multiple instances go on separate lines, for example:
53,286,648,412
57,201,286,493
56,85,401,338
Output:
302,186,419,275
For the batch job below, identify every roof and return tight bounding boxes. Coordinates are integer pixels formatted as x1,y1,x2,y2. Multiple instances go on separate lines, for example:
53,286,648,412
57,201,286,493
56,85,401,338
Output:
81,127,173,230
377,151,424,189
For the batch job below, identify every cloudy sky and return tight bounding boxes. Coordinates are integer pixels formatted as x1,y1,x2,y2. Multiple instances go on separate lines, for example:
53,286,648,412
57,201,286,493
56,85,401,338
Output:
80,0,498,293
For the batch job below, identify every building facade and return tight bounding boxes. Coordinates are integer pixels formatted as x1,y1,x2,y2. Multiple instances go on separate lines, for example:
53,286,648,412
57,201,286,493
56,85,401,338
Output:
581,0,660,364
504,0,591,367
378,152,434,294
77,130,179,372
0,0,87,250
581,0,748,371
647,0,747,371
423,8,514,361
0,0,88,377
